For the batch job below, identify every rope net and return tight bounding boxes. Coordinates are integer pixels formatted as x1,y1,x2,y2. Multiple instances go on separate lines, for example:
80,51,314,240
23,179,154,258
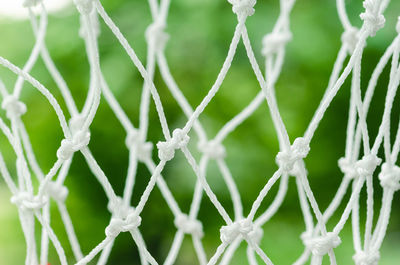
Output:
0,0,399,264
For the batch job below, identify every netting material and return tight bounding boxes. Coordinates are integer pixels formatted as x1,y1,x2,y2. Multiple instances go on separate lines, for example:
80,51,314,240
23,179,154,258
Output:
0,0,399,264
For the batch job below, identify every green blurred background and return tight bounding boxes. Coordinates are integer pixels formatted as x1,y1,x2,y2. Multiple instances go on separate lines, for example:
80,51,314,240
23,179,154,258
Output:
1,0,400,264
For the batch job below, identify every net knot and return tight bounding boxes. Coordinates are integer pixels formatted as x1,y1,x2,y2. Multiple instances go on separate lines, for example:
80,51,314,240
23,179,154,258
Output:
197,140,226,159
125,130,153,162
248,225,263,244
10,191,47,212
353,250,380,265
74,0,94,14
157,129,189,161
2,95,27,119
174,214,204,238
338,157,357,179
378,163,400,191
261,31,292,57
360,0,385,37
355,154,381,177
302,232,341,256
220,219,259,244
57,129,91,161
23,0,41,8
341,27,360,53
145,21,169,51
276,137,310,173
338,154,381,179
228,0,256,18
105,210,142,238
43,181,69,202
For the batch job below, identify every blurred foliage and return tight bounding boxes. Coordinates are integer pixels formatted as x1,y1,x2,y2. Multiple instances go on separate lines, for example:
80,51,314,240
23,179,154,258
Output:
1,0,400,264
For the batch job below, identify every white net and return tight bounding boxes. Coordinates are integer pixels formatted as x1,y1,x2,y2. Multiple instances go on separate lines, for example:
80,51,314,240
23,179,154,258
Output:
0,0,400,264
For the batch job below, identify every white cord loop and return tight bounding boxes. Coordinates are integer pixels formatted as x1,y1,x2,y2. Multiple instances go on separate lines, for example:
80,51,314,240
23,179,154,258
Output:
276,137,310,173
197,140,226,159
261,31,292,57
353,250,380,265
302,232,341,256
174,214,204,238
360,0,385,37
228,0,256,18
145,21,169,51
107,196,134,219
105,211,142,238
10,192,47,212
57,129,91,161
248,225,263,245
157,129,189,161
74,0,94,14
220,219,258,244
125,130,153,162
44,181,69,202
378,163,400,191
338,157,357,179
22,0,41,8
2,95,27,119
341,27,360,53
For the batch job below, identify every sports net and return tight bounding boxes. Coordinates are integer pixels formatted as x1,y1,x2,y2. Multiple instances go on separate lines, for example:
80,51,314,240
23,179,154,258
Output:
0,0,400,264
